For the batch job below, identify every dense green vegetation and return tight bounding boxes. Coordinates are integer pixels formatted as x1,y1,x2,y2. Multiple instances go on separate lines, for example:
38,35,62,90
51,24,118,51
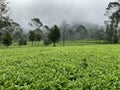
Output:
0,0,120,89
0,0,120,47
0,45,120,89
0,40,113,49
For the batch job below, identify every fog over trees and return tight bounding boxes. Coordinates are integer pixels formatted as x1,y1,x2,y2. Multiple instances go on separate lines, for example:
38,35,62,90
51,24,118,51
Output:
0,0,120,46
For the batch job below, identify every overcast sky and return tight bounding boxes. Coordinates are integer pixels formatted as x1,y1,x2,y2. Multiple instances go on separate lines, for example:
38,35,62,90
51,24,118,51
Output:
8,0,114,30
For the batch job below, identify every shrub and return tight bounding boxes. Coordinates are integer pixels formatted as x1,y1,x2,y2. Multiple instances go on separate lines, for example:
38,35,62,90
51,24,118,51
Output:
43,39,51,46
3,32,12,47
18,39,27,45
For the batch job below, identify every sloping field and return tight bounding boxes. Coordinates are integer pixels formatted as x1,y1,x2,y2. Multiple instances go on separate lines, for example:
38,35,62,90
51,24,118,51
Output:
0,45,120,89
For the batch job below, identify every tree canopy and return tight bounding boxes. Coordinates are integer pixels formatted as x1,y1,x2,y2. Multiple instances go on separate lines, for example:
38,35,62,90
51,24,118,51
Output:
48,25,61,47
105,0,120,43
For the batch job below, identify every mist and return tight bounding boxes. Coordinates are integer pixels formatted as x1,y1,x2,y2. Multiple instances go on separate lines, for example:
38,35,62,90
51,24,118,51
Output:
9,0,114,30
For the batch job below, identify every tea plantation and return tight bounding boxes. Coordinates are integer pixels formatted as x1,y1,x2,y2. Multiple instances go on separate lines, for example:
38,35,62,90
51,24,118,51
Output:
0,45,120,90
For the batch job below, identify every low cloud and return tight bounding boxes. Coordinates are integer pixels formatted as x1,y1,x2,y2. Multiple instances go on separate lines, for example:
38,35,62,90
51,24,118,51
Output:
9,0,114,30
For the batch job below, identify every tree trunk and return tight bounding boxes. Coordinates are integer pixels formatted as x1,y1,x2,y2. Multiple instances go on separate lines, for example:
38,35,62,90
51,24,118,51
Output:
32,41,33,46
53,42,56,47
63,30,65,46
38,41,39,46
35,41,36,46
99,39,100,44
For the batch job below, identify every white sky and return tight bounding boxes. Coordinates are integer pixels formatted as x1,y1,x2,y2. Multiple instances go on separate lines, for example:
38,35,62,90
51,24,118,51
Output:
8,0,115,30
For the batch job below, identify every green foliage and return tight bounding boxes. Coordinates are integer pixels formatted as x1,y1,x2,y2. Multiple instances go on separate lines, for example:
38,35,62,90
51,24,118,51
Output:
35,33,41,41
0,21,11,30
29,30,42,46
29,31,35,45
43,39,51,46
106,0,120,28
28,18,43,46
48,25,61,47
105,24,112,43
105,0,120,44
0,0,12,30
29,18,43,28
112,34,119,44
0,45,120,89
75,25,89,40
105,24,119,44
95,27,105,43
81,59,88,69
18,38,27,45
3,32,12,46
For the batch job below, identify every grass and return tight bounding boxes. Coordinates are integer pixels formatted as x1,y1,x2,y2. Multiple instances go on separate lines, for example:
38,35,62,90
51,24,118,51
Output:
0,40,110,49
0,44,120,89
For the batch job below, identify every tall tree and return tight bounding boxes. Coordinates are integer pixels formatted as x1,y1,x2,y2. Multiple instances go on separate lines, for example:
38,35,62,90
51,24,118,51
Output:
104,21,112,43
29,18,43,34
3,31,12,47
29,18,43,45
95,27,105,43
0,0,11,42
75,25,89,40
29,31,35,46
34,31,41,46
11,22,23,42
0,0,11,30
105,0,120,43
68,29,75,41
48,25,61,47
29,18,43,29
61,21,69,46
43,25,50,37
43,25,51,46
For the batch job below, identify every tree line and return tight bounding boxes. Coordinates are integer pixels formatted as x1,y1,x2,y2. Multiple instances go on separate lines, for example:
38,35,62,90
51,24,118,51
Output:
0,0,120,47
